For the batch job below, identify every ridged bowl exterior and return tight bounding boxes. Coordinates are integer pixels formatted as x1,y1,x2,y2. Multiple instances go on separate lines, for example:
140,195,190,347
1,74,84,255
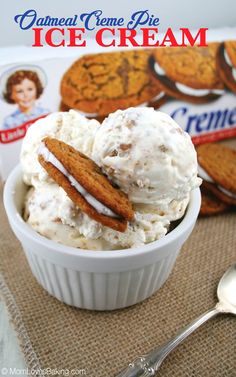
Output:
23,246,179,310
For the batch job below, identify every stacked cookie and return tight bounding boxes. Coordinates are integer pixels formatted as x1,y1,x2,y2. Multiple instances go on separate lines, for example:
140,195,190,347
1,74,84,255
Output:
149,43,225,103
60,49,167,120
60,41,236,117
197,143,236,216
217,41,236,93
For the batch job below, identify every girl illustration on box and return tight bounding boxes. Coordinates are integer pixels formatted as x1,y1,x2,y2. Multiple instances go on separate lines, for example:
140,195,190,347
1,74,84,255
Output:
1,66,49,130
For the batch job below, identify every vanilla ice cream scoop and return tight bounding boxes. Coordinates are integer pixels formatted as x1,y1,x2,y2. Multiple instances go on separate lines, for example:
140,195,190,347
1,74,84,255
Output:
92,108,201,207
21,110,100,186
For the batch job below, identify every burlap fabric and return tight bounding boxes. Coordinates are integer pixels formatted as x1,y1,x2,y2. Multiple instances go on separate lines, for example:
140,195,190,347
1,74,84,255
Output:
0,184,236,377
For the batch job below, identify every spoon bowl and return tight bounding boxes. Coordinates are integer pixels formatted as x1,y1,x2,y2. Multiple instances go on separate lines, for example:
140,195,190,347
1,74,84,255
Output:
217,263,236,314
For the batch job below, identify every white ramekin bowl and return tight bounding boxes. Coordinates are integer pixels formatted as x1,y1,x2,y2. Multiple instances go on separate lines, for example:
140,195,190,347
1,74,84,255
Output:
4,165,201,311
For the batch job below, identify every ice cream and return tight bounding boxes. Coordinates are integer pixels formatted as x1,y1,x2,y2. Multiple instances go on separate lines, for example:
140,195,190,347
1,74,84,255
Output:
22,108,201,250
24,184,175,250
21,110,100,187
92,108,201,210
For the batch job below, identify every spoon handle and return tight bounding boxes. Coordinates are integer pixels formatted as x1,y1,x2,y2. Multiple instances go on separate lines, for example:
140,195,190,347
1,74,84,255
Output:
117,307,219,377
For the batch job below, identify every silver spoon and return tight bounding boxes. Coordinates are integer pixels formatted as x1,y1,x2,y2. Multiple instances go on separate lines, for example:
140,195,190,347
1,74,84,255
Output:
117,263,236,377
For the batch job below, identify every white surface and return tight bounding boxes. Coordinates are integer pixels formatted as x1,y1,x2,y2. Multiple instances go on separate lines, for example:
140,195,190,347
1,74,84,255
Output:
0,300,26,373
1,0,236,47
3,165,201,310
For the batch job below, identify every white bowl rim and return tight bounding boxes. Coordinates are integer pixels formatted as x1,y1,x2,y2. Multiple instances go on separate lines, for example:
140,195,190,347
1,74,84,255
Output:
4,164,201,260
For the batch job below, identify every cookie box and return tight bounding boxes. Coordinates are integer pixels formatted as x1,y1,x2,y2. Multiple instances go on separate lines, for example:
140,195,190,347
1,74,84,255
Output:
1,27,236,180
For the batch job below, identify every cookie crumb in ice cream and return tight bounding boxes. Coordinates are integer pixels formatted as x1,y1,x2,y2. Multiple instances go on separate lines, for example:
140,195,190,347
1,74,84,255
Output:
20,110,100,186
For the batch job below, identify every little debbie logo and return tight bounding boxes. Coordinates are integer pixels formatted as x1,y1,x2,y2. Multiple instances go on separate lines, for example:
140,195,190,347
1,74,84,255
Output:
14,9,208,47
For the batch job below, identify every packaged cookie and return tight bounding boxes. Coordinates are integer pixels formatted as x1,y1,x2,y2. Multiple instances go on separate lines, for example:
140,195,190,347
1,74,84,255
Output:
200,186,230,216
197,143,236,206
197,141,236,217
217,41,236,93
60,49,167,118
148,39,236,145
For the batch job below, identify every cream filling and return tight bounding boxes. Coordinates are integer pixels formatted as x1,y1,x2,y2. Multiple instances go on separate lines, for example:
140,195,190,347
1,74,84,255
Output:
154,62,165,76
224,49,236,81
198,164,236,199
198,165,214,183
75,110,98,118
219,186,236,199
38,143,119,218
175,83,224,97
154,62,225,97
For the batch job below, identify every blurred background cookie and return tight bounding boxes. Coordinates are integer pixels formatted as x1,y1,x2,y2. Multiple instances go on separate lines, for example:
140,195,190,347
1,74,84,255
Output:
60,49,167,117
197,143,236,206
149,43,225,103
200,185,230,216
217,40,236,93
